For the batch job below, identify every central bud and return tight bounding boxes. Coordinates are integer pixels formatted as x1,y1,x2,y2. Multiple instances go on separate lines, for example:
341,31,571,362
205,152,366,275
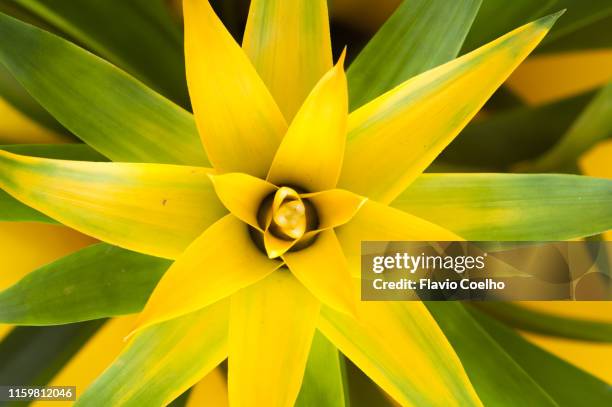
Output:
269,187,306,240
252,186,319,258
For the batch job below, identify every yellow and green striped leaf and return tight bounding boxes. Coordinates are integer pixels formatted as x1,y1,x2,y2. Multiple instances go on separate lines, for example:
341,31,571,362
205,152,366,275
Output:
339,13,561,203
393,173,612,240
0,11,207,165
243,0,332,120
0,151,226,259
319,301,482,407
0,144,107,223
76,300,229,406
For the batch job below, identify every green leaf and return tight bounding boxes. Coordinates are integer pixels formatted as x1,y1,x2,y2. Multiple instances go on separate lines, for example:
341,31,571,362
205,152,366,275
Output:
0,321,102,389
11,0,189,106
0,144,106,223
77,300,229,406
438,91,593,170
347,0,481,110
296,331,348,407
467,306,612,406
541,0,612,45
393,173,612,240
343,359,396,407
472,302,612,342
517,81,612,172
0,11,208,165
0,243,169,325
538,14,612,53
462,0,612,53
425,302,556,407
461,0,555,53
0,189,51,222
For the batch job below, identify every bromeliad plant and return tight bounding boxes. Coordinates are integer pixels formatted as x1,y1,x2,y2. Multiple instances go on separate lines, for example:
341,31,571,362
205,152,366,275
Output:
1,0,612,406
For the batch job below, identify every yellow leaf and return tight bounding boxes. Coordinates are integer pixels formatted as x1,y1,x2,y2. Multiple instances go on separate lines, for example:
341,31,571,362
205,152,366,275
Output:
336,200,461,277
263,228,297,260
229,272,320,407
0,151,226,259
209,172,277,230
319,301,482,406
243,0,333,120
184,0,286,177
0,325,11,341
522,332,612,384
506,49,612,106
0,222,95,289
0,96,69,144
339,13,561,203
187,369,229,407
580,139,612,240
284,229,355,315
31,316,136,407
267,54,348,192
302,188,366,230
580,139,612,179
134,215,281,333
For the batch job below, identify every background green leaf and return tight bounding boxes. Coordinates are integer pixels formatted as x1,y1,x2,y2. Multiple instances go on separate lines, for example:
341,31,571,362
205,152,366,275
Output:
426,302,556,406
518,81,612,172
9,0,189,106
467,306,612,405
472,302,612,342
0,243,169,325
437,91,594,170
347,0,481,110
0,321,102,396
462,0,612,53
394,174,612,240
0,11,207,165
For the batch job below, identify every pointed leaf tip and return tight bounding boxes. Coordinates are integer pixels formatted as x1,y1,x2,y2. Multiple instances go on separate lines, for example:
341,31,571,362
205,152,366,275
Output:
337,48,347,69
538,9,566,28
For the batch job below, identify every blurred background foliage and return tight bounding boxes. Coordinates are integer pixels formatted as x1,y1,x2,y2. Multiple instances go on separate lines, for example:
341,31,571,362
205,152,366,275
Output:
0,0,610,405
